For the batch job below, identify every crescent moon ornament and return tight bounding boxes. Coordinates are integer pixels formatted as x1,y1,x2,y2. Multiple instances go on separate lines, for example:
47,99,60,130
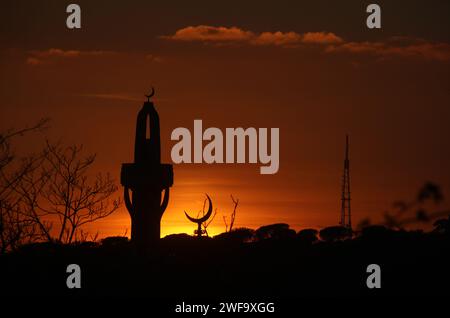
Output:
145,87,155,102
184,194,213,237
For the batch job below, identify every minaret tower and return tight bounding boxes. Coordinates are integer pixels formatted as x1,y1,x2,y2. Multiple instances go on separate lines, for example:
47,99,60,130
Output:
121,88,174,253
340,135,351,230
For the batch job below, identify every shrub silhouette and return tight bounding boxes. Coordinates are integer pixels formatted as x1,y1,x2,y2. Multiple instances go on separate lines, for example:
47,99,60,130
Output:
214,227,255,243
162,233,193,241
101,236,129,248
255,223,296,241
359,225,395,241
296,229,319,244
1,220,449,299
319,226,350,242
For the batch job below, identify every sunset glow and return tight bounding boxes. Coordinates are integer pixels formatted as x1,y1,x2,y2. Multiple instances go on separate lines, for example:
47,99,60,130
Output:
1,1,449,240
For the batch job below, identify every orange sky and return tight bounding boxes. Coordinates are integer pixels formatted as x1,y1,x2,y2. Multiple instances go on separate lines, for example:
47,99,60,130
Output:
1,1,450,238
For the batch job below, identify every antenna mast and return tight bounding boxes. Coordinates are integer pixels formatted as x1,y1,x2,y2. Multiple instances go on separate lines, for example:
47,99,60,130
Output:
340,135,352,229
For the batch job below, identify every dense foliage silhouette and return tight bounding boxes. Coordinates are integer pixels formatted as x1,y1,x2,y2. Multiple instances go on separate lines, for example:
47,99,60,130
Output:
1,219,449,299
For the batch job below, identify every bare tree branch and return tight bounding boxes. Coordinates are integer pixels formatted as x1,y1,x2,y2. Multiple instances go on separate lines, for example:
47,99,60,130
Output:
9,141,121,244
0,119,50,253
223,195,239,233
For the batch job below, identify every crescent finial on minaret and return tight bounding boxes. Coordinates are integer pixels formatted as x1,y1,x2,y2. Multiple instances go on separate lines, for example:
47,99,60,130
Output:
145,87,155,102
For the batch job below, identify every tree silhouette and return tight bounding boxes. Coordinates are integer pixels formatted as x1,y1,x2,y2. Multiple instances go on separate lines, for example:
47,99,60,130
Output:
355,182,450,231
214,227,255,243
255,223,296,241
0,119,49,253
11,141,121,244
319,226,350,242
223,194,239,232
296,229,318,244
383,182,448,229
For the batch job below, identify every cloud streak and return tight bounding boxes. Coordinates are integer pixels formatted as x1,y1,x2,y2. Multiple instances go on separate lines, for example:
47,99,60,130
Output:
78,93,172,103
26,48,117,65
326,41,450,62
78,93,142,102
162,25,450,61
162,25,254,42
162,25,343,47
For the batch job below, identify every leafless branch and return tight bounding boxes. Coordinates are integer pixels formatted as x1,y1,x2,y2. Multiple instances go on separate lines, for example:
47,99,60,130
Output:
223,195,239,232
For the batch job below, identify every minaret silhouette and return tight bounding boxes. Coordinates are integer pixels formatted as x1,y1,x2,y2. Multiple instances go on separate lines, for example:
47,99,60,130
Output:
340,135,351,229
120,89,173,253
